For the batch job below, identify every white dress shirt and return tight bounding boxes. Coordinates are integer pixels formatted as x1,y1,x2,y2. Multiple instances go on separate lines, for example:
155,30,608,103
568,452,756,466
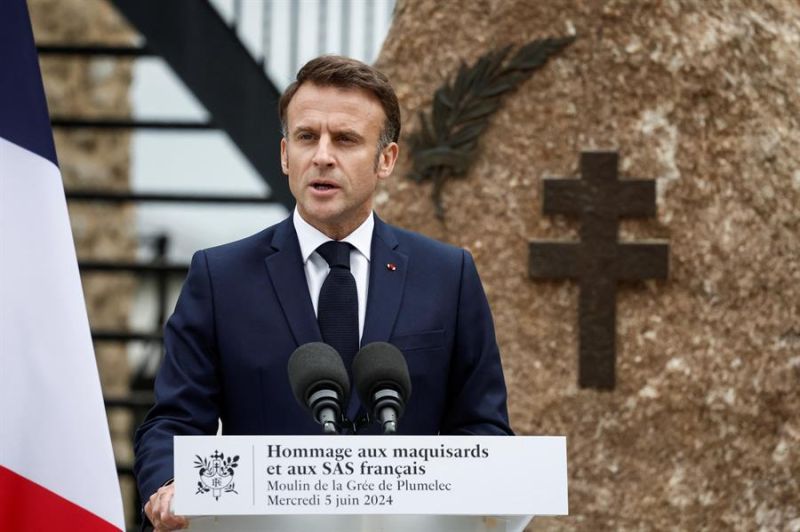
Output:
292,208,373,340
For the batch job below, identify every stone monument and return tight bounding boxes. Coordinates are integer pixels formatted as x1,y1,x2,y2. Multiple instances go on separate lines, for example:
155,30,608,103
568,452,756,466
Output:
377,1,799,529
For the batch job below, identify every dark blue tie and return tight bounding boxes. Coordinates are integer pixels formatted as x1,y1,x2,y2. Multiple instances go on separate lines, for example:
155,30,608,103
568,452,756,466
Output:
316,241,359,369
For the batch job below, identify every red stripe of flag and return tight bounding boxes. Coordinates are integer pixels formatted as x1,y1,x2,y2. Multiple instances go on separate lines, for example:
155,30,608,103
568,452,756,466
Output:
0,466,119,531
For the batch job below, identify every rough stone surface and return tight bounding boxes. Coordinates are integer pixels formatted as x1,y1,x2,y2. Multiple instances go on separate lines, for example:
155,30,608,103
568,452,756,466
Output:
29,0,138,526
378,1,800,529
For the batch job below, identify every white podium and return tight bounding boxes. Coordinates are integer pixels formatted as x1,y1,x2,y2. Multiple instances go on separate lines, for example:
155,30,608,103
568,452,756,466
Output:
188,514,533,531
174,435,567,531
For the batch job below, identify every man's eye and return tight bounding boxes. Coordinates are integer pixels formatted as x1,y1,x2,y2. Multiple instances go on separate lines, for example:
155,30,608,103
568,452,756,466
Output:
337,136,356,144
297,133,315,141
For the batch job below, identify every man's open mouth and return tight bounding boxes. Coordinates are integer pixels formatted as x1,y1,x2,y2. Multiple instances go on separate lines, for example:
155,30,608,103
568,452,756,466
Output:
311,182,337,191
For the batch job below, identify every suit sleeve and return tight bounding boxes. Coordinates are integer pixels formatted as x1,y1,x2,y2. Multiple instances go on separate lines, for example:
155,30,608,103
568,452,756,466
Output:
440,250,514,435
133,250,222,503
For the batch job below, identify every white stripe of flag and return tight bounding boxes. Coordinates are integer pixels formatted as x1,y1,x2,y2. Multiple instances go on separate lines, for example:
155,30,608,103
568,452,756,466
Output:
0,0,125,529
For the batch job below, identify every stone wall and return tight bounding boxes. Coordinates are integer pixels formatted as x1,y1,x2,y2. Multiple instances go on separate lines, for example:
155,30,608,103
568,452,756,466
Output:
377,1,799,529
29,0,138,527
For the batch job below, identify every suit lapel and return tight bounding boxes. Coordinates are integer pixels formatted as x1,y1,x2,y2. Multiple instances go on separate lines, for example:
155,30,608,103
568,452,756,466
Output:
264,218,322,347
361,216,408,346
347,216,408,422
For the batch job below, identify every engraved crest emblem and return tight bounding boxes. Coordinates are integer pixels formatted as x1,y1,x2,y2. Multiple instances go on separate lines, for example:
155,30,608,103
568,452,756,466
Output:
194,450,239,500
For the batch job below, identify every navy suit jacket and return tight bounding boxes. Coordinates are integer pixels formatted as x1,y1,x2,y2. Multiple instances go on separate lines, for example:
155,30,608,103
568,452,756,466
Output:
134,215,512,502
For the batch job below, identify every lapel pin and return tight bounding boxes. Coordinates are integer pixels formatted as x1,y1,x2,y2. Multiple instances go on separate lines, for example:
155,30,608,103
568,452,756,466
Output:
386,263,397,271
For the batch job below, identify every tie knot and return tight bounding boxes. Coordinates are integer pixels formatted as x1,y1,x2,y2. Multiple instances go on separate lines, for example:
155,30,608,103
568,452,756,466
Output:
317,241,352,269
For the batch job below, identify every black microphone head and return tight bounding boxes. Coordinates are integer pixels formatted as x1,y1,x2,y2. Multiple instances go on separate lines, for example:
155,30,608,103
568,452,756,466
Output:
287,342,350,408
352,342,412,405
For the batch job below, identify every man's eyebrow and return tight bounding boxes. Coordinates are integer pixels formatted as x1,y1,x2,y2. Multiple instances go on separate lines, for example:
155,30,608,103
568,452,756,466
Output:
332,128,365,140
291,125,316,135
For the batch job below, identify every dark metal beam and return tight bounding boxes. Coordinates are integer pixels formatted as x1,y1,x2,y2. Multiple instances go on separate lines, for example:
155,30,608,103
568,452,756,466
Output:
91,330,163,343
37,44,153,57
105,392,155,409
78,260,189,276
66,189,275,204
115,465,135,478
110,0,293,208
51,118,214,130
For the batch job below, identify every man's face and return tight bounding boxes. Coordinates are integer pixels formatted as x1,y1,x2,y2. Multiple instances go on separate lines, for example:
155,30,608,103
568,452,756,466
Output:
281,83,399,239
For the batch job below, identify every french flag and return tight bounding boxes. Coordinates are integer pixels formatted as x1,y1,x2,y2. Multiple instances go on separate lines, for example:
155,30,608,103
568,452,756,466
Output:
0,0,125,529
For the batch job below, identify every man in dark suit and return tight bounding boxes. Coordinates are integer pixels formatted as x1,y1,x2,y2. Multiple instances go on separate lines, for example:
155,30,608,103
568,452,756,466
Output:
135,55,512,531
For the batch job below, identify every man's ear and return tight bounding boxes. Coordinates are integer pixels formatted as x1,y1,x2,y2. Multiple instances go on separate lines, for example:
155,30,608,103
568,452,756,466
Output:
280,138,289,175
377,142,399,180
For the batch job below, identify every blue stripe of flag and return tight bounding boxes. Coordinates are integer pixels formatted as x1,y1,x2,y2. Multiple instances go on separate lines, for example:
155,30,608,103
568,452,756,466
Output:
0,0,58,167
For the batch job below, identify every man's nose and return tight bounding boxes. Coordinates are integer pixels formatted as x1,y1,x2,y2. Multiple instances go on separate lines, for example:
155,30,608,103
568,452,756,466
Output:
312,137,335,167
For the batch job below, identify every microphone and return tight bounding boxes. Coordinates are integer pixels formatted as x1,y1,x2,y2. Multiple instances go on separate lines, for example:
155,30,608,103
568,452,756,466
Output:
352,342,412,435
287,342,350,434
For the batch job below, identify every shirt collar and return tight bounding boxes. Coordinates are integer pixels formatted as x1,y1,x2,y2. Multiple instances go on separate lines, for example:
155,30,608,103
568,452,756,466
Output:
293,209,374,263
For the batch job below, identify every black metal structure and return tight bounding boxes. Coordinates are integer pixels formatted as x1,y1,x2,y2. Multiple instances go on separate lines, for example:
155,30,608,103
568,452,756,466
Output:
51,118,215,130
39,2,293,527
36,44,154,57
66,190,275,204
110,0,292,207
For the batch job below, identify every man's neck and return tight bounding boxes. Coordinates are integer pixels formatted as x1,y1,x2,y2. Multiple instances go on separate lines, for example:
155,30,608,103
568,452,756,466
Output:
293,209,374,264
297,211,371,241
